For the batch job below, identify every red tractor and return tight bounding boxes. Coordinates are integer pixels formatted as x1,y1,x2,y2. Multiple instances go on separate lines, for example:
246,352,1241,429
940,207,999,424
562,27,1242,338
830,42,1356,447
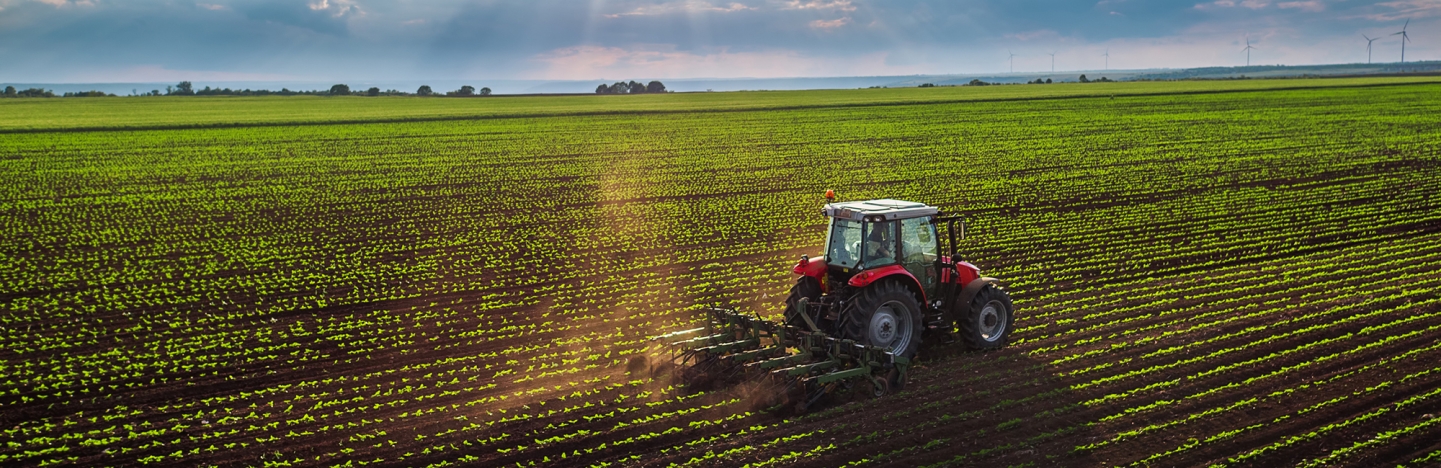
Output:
656,196,1015,408
784,197,1015,359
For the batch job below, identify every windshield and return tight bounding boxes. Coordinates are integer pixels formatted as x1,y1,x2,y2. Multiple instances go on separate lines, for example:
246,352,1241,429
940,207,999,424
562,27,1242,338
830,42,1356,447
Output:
826,219,863,268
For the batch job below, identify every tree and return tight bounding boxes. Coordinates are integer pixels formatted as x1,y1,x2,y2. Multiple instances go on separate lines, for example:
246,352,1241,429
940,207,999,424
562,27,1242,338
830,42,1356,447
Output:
628,81,645,94
417,85,433,96
1045,78,1052,84
450,85,475,96
3,86,14,97
64,90,112,97
329,84,351,95
1078,74,1089,83
646,81,666,93
171,81,194,95
366,87,380,96
480,87,491,96
596,84,608,94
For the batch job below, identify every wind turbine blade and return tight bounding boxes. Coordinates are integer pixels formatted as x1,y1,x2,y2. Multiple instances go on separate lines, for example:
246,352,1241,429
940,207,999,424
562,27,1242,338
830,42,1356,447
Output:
1404,18,1409,30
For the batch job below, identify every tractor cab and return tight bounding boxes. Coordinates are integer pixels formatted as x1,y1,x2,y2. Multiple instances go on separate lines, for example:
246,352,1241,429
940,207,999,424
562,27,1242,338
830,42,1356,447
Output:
820,199,944,298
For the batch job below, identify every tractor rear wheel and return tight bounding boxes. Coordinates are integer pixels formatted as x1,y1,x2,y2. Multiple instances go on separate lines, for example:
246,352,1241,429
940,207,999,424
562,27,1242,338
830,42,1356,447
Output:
959,286,1015,349
841,280,922,359
783,276,823,330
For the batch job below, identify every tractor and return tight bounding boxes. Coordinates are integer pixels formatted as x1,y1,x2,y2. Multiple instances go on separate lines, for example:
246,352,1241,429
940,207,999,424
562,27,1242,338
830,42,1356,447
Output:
654,194,1016,411
784,196,1015,358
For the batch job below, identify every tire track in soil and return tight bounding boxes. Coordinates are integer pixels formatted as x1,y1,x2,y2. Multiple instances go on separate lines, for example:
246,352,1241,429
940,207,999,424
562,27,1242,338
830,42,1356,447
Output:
1095,320,1441,466
879,309,1441,467
626,349,1087,467
1200,377,1441,467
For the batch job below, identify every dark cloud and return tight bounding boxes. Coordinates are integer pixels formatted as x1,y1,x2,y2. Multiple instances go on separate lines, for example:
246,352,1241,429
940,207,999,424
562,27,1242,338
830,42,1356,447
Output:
238,1,358,37
0,0,1430,82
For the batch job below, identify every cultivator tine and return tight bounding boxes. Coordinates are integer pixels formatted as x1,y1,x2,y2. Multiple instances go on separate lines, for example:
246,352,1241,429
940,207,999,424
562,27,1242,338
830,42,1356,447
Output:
749,352,812,371
774,359,839,377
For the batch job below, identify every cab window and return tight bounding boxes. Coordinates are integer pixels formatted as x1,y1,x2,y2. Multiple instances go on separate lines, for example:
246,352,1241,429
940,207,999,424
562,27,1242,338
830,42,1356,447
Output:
861,221,898,269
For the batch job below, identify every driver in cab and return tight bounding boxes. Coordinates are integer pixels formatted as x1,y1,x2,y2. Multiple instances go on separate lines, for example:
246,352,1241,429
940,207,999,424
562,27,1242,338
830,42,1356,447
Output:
864,223,895,267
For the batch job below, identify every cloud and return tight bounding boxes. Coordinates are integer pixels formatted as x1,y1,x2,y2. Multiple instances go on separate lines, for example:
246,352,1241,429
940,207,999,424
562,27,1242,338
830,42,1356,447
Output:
239,0,359,35
810,17,850,29
1006,30,1061,41
1278,0,1325,11
308,0,361,17
72,65,299,82
779,0,856,11
604,1,755,18
34,0,94,6
1364,0,1441,20
1195,0,1269,9
2,0,1436,82
528,44,926,79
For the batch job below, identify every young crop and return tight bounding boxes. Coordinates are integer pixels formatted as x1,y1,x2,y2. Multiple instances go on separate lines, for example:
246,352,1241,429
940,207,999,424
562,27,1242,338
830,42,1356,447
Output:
3,77,1441,467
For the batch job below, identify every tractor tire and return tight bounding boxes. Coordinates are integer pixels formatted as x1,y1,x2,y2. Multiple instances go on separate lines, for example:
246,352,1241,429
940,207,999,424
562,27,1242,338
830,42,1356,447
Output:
840,280,923,360
959,286,1015,350
783,276,824,330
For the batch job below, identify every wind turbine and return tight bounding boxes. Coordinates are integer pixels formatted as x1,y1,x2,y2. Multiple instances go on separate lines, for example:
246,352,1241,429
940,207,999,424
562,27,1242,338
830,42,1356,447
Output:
1242,36,1256,66
1393,19,1411,63
1008,51,1016,73
1048,51,1056,73
1102,49,1109,70
1363,34,1379,64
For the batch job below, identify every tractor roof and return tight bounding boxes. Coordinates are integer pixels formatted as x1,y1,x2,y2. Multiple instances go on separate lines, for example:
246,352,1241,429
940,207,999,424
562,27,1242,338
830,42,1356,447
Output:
823,199,939,222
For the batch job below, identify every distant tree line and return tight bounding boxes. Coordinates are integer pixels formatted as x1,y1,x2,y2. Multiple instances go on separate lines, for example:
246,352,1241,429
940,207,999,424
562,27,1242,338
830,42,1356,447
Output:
3,86,57,98
314,83,492,97
2,86,116,97
595,81,667,94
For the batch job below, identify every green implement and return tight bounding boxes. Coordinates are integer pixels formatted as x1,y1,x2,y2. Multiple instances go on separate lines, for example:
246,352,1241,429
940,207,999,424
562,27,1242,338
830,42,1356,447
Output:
652,307,910,413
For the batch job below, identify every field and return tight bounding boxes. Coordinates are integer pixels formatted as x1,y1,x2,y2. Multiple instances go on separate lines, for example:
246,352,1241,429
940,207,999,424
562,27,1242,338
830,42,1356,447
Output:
3,77,1441,467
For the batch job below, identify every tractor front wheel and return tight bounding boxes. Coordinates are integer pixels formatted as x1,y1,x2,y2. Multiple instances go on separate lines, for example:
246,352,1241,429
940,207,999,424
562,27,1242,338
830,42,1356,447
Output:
959,286,1015,350
841,280,923,359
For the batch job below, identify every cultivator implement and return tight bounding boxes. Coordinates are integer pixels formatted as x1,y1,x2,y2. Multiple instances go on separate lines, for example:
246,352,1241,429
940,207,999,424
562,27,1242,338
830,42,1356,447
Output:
653,303,910,413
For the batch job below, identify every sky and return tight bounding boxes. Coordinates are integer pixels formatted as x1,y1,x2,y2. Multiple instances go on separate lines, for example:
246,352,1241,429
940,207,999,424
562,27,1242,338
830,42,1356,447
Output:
0,0,1434,83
